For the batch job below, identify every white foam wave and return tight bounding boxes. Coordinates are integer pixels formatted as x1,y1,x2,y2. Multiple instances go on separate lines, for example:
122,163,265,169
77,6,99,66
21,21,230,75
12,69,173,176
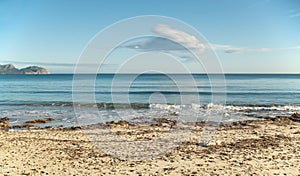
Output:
150,103,300,112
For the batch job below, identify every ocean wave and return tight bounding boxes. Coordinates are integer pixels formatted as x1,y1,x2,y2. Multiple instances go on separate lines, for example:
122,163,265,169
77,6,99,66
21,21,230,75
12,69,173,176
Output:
1,101,300,110
1,103,300,128
149,103,300,113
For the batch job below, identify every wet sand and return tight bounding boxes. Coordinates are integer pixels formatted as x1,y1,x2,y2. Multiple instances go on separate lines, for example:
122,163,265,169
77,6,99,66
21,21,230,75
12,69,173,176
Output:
1,115,300,175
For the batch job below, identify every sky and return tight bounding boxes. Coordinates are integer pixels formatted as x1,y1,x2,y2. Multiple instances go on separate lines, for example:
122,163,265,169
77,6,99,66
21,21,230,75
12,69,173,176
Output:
0,0,300,73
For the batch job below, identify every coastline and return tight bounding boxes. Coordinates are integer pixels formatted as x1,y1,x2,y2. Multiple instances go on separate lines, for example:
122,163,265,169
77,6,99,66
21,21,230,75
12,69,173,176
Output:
1,114,300,175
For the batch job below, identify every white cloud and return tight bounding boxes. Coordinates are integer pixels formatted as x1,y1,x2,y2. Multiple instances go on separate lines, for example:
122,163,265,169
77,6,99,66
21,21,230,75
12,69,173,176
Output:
121,24,206,63
123,24,300,55
152,24,205,52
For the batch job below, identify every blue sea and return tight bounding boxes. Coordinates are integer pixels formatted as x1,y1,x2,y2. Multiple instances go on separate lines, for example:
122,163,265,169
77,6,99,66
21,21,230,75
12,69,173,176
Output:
1,74,300,127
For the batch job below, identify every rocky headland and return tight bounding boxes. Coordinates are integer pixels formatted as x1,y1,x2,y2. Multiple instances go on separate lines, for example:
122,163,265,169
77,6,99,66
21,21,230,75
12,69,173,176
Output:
0,64,50,74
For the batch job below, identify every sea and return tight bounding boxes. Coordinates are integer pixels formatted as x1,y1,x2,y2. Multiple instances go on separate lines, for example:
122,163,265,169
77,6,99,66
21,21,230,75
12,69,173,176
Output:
1,74,300,128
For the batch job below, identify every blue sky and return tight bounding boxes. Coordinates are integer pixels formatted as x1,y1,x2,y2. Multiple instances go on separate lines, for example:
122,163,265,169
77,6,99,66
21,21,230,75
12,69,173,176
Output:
0,0,300,73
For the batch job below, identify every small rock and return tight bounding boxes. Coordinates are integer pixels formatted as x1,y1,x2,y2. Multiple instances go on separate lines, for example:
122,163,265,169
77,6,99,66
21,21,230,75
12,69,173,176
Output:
290,112,300,122
0,117,10,122
70,126,82,130
106,120,130,128
25,118,55,124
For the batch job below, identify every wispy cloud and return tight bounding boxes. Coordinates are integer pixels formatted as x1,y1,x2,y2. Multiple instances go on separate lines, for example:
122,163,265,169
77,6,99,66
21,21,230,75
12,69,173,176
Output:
211,44,300,54
1,60,117,67
289,8,300,18
290,12,300,18
1,60,75,67
210,44,271,54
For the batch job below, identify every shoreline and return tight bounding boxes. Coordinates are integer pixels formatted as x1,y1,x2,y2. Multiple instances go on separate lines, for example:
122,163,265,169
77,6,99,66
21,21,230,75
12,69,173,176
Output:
1,114,300,175
2,103,300,131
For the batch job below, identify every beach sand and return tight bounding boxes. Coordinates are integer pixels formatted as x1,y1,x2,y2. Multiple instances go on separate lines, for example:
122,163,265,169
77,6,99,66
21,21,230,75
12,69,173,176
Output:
1,115,300,175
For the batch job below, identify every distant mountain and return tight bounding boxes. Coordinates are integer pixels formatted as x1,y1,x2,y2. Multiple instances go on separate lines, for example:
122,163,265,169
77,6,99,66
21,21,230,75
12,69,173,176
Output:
0,64,50,74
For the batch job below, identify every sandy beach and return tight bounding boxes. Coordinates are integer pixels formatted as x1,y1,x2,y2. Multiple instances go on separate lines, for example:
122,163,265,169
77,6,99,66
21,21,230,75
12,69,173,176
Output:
1,114,300,176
